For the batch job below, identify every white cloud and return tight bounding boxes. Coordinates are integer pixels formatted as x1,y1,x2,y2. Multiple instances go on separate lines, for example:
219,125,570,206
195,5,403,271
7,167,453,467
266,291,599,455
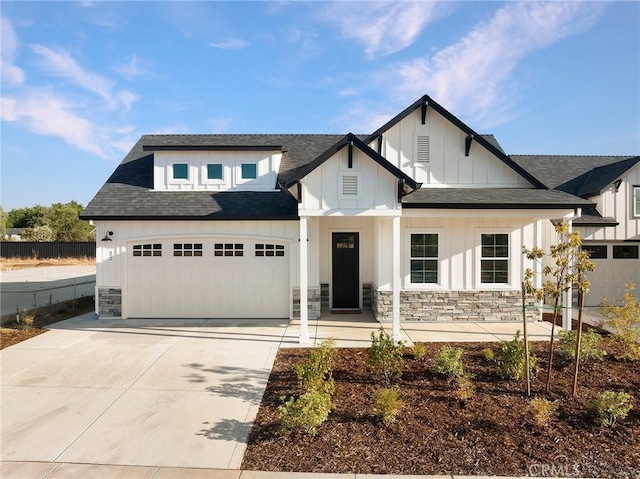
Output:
116,55,146,80
1,16,26,86
208,39,248,50
2,89,134,159
392,1,605,126
322,2,449,58
31,44,138,111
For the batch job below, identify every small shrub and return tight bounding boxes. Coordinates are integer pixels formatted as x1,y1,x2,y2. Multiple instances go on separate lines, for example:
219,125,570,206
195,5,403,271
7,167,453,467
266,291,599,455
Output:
456,375,476,401
601,283,640,361
21,312,35,330
435,345,465,379
530,397,558,425
587,391,634,427
295,338,336,395
373,386,403,424
410,342,426,360
368,328,404,385
495,331,537,381
482,348,495,362
278,389,333,435
558,329,607,363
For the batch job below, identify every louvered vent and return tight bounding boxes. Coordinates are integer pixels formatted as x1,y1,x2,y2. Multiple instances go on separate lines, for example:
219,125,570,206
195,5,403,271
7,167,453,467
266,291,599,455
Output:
342,175,358,196
416,135,430,163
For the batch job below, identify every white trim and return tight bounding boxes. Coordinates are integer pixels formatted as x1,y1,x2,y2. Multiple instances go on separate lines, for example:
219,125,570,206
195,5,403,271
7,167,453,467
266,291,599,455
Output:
299,218,310,343
633,186,640,218
168,162,191,185
200,162,228,185
475,230,512,289
392,216,401,341
404,228,446,289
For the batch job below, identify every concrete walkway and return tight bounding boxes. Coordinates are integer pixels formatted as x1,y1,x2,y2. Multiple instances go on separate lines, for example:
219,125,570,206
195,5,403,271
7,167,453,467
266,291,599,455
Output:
2,312,558,479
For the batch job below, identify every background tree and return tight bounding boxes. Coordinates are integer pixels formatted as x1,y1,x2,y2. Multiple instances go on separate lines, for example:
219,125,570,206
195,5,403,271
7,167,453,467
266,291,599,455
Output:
21,224,55,242
5,205,47,229
0,205,6,239
4,201,93,241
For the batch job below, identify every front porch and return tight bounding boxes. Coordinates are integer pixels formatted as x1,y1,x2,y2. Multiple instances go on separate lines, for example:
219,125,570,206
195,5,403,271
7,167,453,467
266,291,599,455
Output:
282,310,555,348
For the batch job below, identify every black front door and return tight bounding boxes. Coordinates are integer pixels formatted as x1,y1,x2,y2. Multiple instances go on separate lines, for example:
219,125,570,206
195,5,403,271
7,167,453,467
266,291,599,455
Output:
332,232,359,308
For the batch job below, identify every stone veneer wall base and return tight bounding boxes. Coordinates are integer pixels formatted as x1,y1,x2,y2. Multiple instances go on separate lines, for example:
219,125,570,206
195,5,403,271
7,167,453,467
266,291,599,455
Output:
98,287,122,318
373,289,537,322
292,287,321,319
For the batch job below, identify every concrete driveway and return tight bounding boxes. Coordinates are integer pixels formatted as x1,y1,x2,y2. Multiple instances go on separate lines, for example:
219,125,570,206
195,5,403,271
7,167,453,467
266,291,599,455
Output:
1,313,290,470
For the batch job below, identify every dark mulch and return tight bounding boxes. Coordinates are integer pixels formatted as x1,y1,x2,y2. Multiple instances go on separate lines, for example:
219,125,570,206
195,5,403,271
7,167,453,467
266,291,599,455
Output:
0,296,94,349
242,340,639,478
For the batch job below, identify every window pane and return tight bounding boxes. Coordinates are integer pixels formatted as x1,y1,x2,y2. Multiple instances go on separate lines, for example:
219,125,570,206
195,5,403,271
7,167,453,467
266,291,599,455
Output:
583,245,607,259
241,163,257,179
173,163,188,180
207,163,223,180
410,259,437,284
613,245,639,259
635,187,640,217
481,259,509,284
410,234,438,258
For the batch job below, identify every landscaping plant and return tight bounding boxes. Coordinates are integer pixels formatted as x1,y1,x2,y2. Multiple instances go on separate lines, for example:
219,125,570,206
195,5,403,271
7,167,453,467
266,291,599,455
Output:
601,282,640,361
373,386,403,425
558,329,606,363
529,397,558,426
523,222,594,394
587,390,634,427
295,338,336,395
494,331,537,381
278,389,333,435
410,342,426,360
435,345,466,379
368,328,404,385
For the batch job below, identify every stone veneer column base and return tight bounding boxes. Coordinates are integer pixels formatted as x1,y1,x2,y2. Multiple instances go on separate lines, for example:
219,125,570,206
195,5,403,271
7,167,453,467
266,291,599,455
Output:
98,287,122,318
292,287,321,319
373,289,537,322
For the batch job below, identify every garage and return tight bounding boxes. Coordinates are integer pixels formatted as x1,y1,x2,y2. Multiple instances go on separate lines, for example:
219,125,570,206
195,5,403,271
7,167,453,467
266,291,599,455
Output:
584,243,640,306
126,239,290,318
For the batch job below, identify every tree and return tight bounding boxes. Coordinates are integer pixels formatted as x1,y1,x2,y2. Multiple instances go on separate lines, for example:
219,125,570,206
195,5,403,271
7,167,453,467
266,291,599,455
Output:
22,224,55,242
5,205,47,229
0,205,6,240
523,222,594,395
44,202,93,241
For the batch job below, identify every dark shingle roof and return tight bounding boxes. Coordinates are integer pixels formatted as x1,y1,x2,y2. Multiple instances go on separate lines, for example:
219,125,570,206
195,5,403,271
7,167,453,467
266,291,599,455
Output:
402,188,593,209
82,134,345,220
573,208,618,226
510,155,640,194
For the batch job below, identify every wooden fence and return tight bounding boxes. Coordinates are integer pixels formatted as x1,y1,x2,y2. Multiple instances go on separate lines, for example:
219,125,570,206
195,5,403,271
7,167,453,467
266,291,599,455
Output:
0,242,96,259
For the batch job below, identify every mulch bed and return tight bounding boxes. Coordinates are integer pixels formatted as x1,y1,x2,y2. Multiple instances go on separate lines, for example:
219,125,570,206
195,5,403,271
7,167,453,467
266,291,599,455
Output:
243,340,639,478
0,296,94,349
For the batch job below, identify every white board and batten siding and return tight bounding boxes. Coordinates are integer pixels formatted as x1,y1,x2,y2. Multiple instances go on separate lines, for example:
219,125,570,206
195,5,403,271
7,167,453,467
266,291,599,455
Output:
375,107,532,188
153,150,282,191
299,147,401,216
95,220,301,319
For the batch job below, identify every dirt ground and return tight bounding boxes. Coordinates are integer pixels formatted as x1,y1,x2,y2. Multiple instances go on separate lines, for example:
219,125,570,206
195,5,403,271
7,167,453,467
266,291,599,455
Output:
0,257,95,271
0,296,94,349
243,340,639,478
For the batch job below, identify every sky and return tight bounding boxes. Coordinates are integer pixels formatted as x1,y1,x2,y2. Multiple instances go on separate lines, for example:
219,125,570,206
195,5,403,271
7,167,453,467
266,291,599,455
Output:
1,1,639,212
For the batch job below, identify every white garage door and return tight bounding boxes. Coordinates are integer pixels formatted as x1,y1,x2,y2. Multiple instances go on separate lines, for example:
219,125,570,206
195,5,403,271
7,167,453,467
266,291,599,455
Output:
585,244,640,307
126,239,290,318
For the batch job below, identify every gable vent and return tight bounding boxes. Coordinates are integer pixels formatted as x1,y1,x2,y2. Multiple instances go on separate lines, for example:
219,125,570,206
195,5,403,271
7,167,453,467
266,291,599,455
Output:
342,174,358,196
416,135,430,163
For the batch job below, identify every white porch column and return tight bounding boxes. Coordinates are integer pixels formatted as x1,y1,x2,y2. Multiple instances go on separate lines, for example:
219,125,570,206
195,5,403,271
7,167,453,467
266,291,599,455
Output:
392,215,401,341
562,218,573,331
299,216,310,343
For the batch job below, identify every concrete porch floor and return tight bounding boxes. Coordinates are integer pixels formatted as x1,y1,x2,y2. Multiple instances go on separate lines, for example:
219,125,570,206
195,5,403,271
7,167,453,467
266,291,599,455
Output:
282,310,557,348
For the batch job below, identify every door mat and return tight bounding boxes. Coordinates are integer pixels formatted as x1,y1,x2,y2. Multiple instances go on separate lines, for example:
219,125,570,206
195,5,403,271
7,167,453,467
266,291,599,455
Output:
330,310,362,314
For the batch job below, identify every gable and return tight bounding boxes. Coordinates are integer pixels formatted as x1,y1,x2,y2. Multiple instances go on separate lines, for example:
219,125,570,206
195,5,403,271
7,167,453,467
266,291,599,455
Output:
366,95,544,189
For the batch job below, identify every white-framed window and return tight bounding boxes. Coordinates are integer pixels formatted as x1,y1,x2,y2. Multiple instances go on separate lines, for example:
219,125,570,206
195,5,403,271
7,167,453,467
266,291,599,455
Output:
201,163,226,185
241,163,257,179
480,233,509,285
171,163,189,181
633,186,640,218
133,243,162,257
409,233,439,284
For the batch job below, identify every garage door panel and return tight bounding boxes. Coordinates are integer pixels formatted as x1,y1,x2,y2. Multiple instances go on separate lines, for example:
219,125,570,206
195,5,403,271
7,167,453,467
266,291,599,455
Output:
585,247,639,306
127,239,289,318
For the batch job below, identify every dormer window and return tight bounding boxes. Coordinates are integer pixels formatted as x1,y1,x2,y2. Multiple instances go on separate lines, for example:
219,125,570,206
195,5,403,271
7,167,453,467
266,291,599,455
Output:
172,163,189,180
207,164,223,180
634,186,640,217
241,163,257,179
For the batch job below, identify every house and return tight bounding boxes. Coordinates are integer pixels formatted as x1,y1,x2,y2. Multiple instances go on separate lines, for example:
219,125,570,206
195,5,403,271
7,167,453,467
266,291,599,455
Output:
4,228,26,241
81,95,639,341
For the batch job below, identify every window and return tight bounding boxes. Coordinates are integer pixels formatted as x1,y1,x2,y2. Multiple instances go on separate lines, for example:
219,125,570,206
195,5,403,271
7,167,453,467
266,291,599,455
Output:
480,233,509,284
410,233,438,284
172,163,189,180
634,186,640,217
173,243,203,257
241,163,257,179
207,163,223,180
255,243,285,257
133,244,162,257
613,245,639,259
583,245,608,259
214,243,243,257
